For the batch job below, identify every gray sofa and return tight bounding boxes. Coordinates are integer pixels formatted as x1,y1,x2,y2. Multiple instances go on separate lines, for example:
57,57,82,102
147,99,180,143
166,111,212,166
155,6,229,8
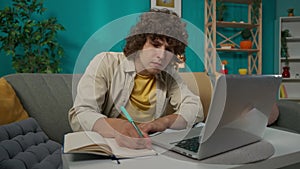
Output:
1,73,300,168
1,73,80,169
271,100,300,134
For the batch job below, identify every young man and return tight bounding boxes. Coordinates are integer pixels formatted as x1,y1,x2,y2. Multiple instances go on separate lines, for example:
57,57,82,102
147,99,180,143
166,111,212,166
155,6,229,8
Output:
69,8,203,149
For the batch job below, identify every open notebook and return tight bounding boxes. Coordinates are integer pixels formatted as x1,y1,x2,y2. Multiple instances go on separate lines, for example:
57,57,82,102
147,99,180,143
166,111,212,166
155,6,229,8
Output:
151,74,281,160
63,131,157,158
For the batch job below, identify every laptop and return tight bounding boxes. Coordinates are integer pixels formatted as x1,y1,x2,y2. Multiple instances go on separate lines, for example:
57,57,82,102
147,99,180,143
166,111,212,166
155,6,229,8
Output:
151,74,282,160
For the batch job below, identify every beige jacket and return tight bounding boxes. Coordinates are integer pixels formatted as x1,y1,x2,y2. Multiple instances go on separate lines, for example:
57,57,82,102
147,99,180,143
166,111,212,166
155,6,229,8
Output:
69,52,203,131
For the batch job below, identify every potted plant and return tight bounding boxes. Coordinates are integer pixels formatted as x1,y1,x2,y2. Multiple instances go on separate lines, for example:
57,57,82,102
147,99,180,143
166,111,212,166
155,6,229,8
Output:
0,0,65,73
216,0,227,21
281,29,291,78
287,8,294,16
240,28,252,49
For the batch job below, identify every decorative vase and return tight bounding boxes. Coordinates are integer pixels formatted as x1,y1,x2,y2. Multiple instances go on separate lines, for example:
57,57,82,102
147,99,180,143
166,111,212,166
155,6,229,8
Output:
282,66,290,78
220,64,228,74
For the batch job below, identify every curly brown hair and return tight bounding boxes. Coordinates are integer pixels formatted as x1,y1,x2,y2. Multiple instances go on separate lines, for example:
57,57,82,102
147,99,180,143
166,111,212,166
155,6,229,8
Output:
123,8,188,63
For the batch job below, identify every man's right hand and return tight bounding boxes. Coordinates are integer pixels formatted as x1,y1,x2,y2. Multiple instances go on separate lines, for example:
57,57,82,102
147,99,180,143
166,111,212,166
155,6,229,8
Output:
92,118,152,149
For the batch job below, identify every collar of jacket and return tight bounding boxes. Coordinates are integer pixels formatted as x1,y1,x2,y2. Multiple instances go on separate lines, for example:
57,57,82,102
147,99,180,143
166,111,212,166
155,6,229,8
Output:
122,55,176,86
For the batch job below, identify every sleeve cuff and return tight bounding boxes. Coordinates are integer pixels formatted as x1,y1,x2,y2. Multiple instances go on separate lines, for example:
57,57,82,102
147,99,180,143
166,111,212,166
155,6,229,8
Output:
77,112,106,131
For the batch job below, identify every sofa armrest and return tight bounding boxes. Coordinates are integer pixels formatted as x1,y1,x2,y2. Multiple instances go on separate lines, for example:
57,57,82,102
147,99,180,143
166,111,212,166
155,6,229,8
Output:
272,100,300,133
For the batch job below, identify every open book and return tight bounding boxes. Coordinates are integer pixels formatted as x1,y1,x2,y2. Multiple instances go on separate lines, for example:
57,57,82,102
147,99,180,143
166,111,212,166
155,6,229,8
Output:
63,131,157,158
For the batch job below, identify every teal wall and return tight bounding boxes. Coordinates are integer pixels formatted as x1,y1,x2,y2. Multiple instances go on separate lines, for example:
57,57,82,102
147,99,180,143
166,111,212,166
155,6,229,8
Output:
262,1,276,74
43,0,152,74
1,0,299,76
0,0,203,76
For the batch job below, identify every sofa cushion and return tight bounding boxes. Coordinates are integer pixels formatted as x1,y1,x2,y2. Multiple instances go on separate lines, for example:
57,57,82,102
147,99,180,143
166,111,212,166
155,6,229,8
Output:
0,77,29,125
4,73,80,144
0,117,62,169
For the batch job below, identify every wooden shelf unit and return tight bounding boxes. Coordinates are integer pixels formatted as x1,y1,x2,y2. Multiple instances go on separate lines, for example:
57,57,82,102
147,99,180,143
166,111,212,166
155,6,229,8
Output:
204,0,262,74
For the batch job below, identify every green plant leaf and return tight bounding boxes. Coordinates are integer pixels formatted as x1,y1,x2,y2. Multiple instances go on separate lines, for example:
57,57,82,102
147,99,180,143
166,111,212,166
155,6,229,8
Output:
0,0,65,73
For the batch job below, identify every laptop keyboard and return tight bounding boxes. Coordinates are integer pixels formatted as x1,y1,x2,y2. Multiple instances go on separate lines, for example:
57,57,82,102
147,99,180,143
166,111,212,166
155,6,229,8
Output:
175,136,199,153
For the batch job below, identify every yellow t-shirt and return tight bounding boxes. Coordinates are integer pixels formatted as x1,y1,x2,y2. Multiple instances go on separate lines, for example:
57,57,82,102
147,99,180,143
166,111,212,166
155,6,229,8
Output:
120,73,157,123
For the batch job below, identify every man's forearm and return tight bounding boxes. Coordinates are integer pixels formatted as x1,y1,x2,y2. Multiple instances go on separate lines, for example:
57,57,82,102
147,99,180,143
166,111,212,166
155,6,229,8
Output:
159,114,187,130
92,117,122,138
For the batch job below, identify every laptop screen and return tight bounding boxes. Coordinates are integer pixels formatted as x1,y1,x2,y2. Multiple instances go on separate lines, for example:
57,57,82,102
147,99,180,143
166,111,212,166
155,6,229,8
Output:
200,74,281,158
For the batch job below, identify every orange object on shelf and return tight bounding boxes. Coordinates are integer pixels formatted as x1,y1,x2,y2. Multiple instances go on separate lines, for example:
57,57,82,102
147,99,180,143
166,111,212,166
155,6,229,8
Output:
240,40,252,49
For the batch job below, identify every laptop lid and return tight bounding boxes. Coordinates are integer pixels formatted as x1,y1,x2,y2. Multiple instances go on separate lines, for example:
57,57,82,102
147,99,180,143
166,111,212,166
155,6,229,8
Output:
151,74,282,160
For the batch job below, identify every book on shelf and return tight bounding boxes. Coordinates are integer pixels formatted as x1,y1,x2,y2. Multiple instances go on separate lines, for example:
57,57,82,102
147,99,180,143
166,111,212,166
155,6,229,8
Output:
280,84,288,98
63,131,157,158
